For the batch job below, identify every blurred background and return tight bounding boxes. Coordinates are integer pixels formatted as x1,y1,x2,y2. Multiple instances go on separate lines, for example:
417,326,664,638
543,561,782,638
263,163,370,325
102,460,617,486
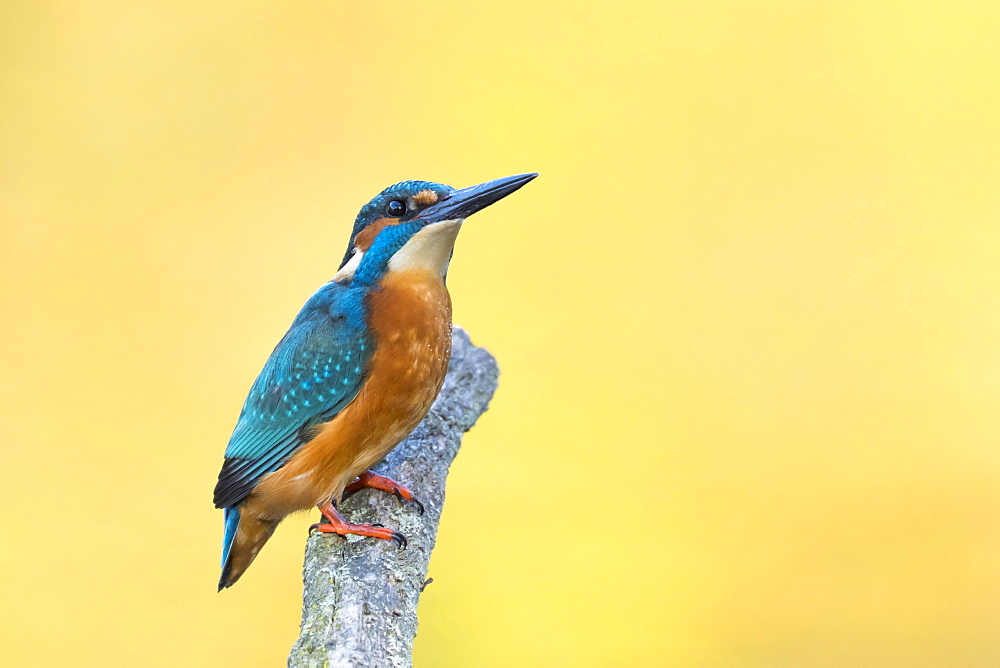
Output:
3,1,1000,665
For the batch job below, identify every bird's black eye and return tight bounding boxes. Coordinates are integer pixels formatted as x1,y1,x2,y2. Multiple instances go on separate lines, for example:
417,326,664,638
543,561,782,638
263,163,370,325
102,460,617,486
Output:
385,199,406,217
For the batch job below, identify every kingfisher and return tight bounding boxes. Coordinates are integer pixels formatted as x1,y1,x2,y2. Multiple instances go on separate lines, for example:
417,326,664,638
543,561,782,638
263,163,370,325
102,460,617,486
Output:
213,173,537,590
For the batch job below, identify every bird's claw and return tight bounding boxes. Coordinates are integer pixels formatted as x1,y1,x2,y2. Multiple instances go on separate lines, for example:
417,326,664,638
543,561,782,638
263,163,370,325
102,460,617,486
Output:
392,488,426,515
309,519,406,548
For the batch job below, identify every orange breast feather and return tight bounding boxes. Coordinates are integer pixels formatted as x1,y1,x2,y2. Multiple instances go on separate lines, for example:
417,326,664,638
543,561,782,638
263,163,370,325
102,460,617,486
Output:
246,269,452,519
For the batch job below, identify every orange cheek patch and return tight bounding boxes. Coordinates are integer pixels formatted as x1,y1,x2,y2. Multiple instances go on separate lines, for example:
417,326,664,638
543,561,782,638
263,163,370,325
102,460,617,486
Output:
412,189,439,207
353,217,399,252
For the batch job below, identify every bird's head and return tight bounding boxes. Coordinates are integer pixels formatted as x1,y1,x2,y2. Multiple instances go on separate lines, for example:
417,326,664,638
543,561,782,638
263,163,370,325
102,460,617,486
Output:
336,173,537,285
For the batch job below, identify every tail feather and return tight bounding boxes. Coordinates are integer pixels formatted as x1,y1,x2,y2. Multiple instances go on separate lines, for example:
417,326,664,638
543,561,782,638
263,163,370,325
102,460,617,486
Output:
218,506,278,591
220,507,240,568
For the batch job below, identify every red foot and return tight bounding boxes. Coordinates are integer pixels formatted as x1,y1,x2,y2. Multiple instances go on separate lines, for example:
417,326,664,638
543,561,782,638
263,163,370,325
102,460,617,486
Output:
311,502,407,548
344,471,425,515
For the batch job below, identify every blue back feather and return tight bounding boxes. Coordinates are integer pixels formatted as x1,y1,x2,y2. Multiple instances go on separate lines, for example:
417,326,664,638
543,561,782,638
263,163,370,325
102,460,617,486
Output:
212,280,374,508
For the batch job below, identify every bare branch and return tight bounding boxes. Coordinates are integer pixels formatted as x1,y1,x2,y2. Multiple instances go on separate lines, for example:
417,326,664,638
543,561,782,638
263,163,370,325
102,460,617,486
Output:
289,328,499,667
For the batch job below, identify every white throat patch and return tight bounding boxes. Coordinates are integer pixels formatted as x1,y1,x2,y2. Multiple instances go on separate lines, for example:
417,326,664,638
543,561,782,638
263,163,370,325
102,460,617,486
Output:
387,220,463,276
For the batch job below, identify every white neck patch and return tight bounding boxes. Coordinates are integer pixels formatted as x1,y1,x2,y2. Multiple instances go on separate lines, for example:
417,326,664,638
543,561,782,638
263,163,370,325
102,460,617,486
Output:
333,249,363,281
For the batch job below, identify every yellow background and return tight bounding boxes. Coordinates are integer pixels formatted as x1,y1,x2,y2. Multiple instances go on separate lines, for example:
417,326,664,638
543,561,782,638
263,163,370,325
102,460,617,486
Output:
3,1,999,665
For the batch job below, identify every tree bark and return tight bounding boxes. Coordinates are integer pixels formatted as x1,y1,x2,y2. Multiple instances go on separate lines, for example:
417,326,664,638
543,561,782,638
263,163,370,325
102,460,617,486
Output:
288,327,499,667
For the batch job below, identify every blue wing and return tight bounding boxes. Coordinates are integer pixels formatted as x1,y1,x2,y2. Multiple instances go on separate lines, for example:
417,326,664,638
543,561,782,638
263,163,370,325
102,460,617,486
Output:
213,281,372,509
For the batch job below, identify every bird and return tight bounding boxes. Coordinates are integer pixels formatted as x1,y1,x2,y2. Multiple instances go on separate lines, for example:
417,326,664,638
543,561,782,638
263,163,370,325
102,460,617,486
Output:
214,172,537,590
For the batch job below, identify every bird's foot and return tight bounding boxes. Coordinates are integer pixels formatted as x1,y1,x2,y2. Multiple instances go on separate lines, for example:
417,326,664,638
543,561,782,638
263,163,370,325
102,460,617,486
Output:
310,502,407,548
343,471,425,515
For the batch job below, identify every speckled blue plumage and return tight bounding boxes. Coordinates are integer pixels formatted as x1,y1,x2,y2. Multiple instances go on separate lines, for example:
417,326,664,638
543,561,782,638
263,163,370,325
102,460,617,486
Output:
213,280,373,508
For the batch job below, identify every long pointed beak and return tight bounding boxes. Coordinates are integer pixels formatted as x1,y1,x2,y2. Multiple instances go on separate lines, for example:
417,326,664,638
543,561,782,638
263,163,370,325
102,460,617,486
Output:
415,173,538,224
